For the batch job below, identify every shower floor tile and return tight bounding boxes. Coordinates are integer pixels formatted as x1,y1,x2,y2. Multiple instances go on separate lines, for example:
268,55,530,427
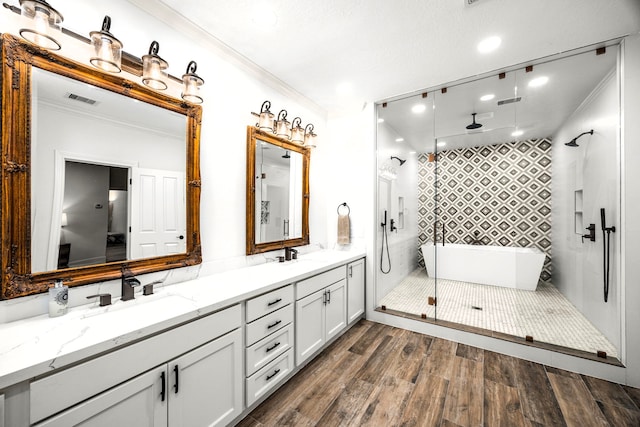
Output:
379,268,618,358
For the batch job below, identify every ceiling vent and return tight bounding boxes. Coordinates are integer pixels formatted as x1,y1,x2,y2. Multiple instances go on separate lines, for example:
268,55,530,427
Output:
65,93,98,106
497,97,522,106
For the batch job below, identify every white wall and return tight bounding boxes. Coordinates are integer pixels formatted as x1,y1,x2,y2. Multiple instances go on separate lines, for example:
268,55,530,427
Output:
551,67,620,350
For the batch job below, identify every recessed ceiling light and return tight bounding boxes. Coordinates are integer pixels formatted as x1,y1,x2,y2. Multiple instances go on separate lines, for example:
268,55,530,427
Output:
377,118,384,123
512,130,524,137
437,141,446,147
412,104,426,114
480,94,495,101
477,36,501,53
336,82,353,96
528,76,549,88
395,137,404,142
251,4,278,26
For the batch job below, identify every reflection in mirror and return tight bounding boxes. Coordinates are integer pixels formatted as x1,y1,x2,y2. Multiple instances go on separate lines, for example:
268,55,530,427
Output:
254,140,303,244
246,126,309,255
31,67,187,273
376,44,621,362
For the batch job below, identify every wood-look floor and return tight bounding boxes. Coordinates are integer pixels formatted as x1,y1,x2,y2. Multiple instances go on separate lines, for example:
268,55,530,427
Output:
240,320,640,427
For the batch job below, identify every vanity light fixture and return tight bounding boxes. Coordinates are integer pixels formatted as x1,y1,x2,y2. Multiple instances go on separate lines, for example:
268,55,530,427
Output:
181,61,204,104
274,110,291,139
290,117,305,144
304,123,317,148
142,41,169,91
89,16,122,73
60,212,68,227
19,0,63,50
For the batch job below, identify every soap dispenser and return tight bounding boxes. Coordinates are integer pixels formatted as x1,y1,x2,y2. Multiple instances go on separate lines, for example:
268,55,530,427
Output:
49,279,68,317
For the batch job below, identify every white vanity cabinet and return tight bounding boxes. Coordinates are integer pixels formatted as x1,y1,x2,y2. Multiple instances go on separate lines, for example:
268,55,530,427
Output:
30,305,243,427
245,285,294,406
295,266,347,365
347,258,365,324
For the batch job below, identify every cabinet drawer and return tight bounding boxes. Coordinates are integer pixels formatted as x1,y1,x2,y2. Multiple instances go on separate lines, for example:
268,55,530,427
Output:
246,349,293,407
296,266,346,300
246,323,293,376
246,303,293,346
30,304,241,425
246,285,293,322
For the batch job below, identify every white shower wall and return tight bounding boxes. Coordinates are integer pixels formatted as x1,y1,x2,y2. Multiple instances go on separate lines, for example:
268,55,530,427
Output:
376,122,419,301
551,64,620,351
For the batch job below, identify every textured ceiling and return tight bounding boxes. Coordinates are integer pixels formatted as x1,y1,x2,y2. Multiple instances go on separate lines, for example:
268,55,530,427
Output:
144,0,640,113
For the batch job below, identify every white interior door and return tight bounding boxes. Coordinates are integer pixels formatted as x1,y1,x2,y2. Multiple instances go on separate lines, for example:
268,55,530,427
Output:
131,168,186,259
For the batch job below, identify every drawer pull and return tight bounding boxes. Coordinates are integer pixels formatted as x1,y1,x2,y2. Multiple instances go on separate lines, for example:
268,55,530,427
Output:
266,368,281,381
173,365,179,394
160,371,166,402
267,298,282,306
267,320,282,329
266,342,281,353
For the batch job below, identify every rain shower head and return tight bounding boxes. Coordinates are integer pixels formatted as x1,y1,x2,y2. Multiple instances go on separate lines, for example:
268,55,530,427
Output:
466,113,483,130
391,156,406,166
565,129,594,147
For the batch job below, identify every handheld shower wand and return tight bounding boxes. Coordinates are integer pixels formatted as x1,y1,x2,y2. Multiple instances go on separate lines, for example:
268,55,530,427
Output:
600,208,616,302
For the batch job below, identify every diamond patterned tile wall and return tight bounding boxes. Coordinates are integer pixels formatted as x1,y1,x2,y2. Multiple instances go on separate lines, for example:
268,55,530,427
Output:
418,138,552,284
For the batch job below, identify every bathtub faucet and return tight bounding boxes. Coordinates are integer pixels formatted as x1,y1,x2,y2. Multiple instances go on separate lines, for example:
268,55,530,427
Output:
432,222,445,245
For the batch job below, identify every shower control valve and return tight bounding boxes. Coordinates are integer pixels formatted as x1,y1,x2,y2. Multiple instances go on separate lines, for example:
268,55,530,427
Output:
582,223,596,243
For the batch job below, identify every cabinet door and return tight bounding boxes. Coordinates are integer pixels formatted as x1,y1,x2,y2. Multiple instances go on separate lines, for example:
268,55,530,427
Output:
34,366,167,427
295,288,326,365
168,329,242,427
325,279,347,341
347,259,365,323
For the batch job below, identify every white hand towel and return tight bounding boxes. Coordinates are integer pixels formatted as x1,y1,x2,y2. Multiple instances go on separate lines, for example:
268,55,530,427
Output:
338,214,350,245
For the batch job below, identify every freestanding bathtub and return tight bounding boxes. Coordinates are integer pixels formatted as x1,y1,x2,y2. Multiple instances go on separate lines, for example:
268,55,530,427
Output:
420,243,545,291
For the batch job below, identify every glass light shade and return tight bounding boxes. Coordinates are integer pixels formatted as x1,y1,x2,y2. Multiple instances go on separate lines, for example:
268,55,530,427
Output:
275,119,291,139
258,111,274,131
304,124,317,148
275,110,291,139
90,16,122,73
290,117,304,143
181,61,204,104
257,100,274,131
142,41,168,90
60,212,68,227
19,0,63,51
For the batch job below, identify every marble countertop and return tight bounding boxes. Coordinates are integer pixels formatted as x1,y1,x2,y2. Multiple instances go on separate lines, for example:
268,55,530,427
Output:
0,249,365,389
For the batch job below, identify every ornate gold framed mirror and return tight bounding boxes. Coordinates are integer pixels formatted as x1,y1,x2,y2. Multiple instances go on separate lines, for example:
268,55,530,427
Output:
246,126,309,254
1,34,202,299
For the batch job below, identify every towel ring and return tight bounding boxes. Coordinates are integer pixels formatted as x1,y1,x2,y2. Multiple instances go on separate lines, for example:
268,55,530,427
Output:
337,202,350,215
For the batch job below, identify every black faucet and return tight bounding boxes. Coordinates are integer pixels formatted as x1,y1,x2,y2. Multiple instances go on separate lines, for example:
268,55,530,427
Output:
121,268,141,301
285,247,298,261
